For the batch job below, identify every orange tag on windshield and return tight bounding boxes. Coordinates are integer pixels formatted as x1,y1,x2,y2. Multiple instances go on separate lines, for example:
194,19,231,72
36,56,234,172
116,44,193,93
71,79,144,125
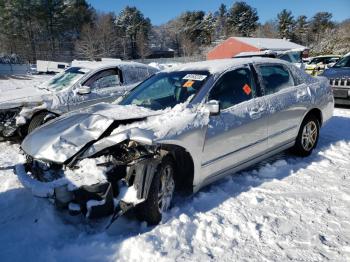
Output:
243,84,252,95
183,80,194,88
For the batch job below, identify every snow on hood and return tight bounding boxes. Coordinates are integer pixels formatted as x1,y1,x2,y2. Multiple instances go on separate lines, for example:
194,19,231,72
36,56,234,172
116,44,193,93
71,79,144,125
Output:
321,67,350,78
21,102,210,164
0,85,50,110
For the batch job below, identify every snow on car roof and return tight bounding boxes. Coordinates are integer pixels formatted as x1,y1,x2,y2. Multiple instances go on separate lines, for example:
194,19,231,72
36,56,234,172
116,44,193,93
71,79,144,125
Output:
71,60,151,70
164,57,287,74
233,37,307,51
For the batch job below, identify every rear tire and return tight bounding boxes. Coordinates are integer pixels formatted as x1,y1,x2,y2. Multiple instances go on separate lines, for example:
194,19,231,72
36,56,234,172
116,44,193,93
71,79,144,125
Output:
292,114,320,157
27,112,56,134
136,156,175,225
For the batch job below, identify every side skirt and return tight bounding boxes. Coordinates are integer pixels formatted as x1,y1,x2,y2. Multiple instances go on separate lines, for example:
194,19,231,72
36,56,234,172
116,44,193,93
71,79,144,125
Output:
195,140,295,192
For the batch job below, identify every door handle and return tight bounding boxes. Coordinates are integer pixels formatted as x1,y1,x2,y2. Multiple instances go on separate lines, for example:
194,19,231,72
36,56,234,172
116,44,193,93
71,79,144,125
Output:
249,108,263,119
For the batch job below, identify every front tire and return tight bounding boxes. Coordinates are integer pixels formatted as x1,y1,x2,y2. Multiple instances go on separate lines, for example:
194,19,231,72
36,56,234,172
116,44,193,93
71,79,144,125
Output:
136,156,176,225
27,112,56,134
292,114,320,157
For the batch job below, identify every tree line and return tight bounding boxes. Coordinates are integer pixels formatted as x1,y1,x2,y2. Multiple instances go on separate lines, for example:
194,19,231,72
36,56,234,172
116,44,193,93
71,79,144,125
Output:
0,0,349,63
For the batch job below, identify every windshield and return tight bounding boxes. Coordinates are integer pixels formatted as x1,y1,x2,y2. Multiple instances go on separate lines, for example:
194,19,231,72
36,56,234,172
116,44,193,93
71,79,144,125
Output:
120,71,210,110
333,55,350,68
43,67,89,91
309,57,339,65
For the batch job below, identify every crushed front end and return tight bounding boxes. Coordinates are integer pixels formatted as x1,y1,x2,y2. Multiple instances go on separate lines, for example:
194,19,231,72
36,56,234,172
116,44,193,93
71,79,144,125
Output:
16,140,161,219
0,107,22,139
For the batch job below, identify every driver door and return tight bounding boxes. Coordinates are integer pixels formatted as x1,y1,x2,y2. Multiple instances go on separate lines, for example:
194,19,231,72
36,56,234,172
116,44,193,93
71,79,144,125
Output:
201,67,268,181
68,68,124,110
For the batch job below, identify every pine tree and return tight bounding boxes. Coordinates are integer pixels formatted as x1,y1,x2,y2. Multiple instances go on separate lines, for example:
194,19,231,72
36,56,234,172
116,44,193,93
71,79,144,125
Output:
310,12,334,42
294,15,309,45
227,2,259,37
215,4,228,38
201,12,216,44
277,9,295,40
115,6,151,59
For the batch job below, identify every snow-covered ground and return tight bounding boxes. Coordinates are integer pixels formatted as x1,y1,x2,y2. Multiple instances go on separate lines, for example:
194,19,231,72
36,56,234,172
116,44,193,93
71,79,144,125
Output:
0,75,350,262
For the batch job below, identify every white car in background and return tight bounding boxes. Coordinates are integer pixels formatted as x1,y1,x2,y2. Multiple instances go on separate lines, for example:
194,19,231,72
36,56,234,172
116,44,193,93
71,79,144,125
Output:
0,61,158,140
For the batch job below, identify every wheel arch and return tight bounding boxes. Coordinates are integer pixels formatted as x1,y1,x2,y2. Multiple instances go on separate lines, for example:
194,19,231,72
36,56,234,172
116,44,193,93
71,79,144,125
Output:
304,108,323,127
160,144,195,194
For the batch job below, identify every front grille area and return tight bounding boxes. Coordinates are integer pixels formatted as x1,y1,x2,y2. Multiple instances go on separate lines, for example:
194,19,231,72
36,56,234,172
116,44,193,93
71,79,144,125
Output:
329,78,350,88
333,89,349,98
0,108,21,123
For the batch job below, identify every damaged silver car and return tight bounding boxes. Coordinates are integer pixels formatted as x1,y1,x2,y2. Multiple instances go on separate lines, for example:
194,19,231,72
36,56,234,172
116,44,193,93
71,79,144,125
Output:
0,61,158,140
16,58,334,225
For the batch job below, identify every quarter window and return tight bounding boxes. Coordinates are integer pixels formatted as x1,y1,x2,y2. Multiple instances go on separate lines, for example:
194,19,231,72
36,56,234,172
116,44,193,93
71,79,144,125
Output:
209,68,255,110
259,65,294,95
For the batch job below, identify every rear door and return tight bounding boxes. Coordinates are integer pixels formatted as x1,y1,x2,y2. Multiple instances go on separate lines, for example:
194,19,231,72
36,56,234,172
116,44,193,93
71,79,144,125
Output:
201,66,268,179
255,63,311,149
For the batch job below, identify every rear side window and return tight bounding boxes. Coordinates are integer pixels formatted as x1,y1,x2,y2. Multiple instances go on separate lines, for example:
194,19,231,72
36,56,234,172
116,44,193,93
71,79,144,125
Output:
279,54,292,63
258,64,294,95
209,68,256,110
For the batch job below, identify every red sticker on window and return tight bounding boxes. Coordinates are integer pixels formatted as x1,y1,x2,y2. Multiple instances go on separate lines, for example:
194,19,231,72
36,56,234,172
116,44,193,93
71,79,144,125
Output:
183,80,194,88
243,84,252,95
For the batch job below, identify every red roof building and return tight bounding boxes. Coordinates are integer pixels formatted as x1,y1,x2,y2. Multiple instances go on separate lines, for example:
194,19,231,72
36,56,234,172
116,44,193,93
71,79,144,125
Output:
207,37,307,60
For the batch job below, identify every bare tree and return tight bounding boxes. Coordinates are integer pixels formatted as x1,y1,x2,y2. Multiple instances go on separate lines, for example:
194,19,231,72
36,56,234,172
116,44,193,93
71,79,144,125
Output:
181,36,196,57
136,31,150,60
75,13,118,60
75,24,100,60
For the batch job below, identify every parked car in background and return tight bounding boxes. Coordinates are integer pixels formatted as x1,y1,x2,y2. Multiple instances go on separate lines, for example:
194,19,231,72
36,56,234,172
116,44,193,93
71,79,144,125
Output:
305,55,341,76
235,49,306,70
0,61,158,140
16,58,333,225
321,53,350,105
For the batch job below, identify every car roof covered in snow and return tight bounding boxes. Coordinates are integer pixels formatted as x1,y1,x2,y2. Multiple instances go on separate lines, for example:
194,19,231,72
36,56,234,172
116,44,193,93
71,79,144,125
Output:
71,60,154,71
233,37,307,51
164,57,289,75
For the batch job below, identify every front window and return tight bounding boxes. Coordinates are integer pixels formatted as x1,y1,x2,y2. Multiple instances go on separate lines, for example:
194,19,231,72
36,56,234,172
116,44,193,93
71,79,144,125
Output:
208,68,256,110
333,55,350,68
121,71,210,110
84,69,121,90
43,67,89,91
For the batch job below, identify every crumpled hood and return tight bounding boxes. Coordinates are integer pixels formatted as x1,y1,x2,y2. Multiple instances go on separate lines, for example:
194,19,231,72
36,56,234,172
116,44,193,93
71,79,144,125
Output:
21,103,161,163
0,85,50,110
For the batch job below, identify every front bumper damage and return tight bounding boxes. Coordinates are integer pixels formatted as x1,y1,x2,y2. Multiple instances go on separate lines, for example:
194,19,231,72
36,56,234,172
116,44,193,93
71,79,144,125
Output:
15,151,161,221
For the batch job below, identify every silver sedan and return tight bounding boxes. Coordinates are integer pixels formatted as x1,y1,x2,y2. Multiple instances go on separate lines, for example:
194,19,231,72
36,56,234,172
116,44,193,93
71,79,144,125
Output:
16,57,334,225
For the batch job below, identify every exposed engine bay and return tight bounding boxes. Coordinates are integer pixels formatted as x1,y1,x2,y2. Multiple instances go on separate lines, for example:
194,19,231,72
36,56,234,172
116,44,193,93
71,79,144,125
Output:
17,139,164,223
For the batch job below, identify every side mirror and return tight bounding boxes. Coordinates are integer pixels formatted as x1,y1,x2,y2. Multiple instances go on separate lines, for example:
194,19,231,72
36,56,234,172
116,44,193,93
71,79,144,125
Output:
206,100,220,115
77,86,91,95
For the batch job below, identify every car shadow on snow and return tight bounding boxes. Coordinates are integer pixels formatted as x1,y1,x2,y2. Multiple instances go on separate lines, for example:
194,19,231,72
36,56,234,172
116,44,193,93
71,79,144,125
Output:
0,115,349,241
0,75,34,81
